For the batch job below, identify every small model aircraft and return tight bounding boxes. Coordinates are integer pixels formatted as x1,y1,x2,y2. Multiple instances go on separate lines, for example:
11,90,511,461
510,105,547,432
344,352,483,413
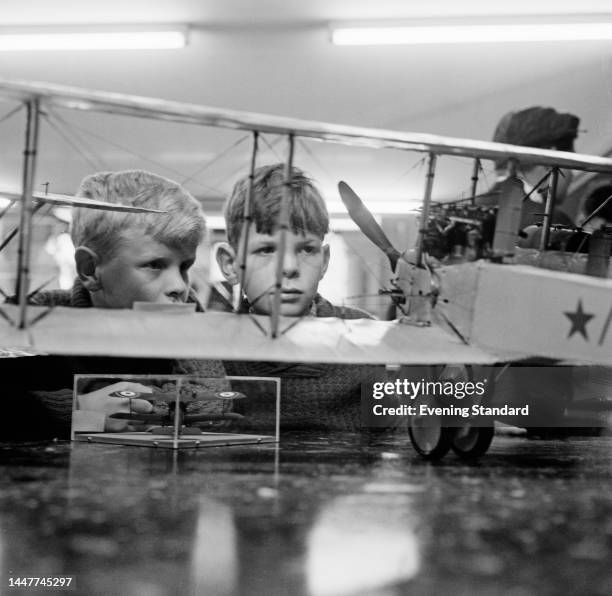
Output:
0,190,167,214
106,388,246,435
0,78,610,460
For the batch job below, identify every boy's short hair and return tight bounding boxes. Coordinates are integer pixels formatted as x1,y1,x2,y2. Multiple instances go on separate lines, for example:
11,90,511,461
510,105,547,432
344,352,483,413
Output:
70,170,206,260
224,163,329,247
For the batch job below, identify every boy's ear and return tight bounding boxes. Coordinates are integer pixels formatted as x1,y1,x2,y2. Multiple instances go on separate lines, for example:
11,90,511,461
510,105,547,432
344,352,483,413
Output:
75,246,102,291
215,242,239,285
320,244,331,279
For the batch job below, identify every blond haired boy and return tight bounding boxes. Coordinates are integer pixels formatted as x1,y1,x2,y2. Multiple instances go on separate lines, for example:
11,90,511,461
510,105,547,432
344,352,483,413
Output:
4,170,224,438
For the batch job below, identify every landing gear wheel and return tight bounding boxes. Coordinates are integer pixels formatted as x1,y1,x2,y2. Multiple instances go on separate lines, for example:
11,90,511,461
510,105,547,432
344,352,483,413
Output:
451,424,495,459
407,364,463,461
408,415,454,460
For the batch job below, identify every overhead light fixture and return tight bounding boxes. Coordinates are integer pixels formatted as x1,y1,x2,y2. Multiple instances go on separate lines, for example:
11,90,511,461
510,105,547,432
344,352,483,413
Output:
0,27,187,51
332,17,612,45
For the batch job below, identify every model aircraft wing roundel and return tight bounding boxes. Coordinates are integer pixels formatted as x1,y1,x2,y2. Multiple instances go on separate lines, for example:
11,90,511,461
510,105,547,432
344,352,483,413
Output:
107,389,246,401
216,391,246,400
108,390,141,398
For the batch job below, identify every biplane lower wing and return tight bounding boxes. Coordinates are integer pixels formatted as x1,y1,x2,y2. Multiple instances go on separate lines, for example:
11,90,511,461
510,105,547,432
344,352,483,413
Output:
0,305,509,365
1,263,610,365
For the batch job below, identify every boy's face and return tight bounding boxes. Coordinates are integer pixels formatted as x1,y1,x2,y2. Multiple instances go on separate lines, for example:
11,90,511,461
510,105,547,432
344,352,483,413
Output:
241,229,330,317
94,230,195,308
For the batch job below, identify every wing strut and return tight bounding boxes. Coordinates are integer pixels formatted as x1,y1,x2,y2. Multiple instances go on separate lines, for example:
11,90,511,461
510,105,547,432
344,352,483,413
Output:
235,131,259,312
539,166,559,251
415,152,437,266
16,99,40,330
271,133,295,338
469,158,481,205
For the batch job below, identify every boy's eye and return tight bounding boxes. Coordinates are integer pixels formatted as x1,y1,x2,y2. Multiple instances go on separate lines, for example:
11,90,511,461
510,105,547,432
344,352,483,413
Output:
253,245,276,255
300,245,318,255
181,260,194,272
144,259,166,270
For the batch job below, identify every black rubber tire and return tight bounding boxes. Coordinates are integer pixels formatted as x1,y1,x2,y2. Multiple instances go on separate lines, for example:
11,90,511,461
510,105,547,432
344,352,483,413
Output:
408,416,454,460
406,364,463,461
451,424,495,459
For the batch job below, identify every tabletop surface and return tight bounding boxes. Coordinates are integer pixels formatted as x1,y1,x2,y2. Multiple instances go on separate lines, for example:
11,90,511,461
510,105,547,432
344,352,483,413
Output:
0,432,611,596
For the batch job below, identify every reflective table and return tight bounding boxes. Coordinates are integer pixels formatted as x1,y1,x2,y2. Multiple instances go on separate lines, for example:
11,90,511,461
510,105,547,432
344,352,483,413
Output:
0,432,611,596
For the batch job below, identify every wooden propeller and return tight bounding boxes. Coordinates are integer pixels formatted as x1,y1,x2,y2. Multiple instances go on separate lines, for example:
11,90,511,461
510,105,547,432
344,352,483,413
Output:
338,180,402,270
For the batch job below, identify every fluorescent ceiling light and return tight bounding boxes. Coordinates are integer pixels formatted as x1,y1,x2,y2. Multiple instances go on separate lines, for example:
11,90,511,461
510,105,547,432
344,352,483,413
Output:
332,21,612,45
0,29,187,51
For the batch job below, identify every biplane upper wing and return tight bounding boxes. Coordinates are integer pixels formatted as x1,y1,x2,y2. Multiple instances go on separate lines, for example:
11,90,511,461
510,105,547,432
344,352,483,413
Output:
2,77,612,173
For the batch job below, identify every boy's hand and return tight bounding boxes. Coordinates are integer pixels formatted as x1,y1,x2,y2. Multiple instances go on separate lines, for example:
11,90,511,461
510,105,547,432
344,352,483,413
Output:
77,381,154,432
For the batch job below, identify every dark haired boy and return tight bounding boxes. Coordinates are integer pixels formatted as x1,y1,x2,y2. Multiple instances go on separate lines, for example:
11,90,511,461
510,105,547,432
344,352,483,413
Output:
215,163,382,430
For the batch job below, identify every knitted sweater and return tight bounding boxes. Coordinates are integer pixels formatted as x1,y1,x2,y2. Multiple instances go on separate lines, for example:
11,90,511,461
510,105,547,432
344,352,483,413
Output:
2,280,225,439
224,294,384,431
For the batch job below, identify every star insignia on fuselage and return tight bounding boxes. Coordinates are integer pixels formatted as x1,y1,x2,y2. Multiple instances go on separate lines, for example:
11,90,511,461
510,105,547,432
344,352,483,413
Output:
564,300,595,340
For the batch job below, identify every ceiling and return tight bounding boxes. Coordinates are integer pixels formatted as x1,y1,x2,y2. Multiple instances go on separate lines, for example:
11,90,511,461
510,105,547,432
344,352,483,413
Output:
1,0,612,213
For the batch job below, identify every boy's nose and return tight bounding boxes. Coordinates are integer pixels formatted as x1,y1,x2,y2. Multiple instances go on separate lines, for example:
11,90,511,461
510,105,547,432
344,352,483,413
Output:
164,268,188,300
282,252,299,278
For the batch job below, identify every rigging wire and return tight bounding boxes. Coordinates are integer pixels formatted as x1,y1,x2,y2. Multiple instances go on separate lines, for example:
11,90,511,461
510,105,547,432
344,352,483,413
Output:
26,275,58,301
179,134,250,186
43,113,106,172
260,134,284,162
46,109,221,195
0,104,24,126
206,135,284,192
0,192,54,267
579,193,612,227
0,199,53,303
385,154,428,197
296,139,338,187
0,198,19,223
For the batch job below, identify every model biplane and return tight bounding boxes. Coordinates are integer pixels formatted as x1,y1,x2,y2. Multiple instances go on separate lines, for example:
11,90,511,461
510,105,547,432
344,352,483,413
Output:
106,388,246,434
0,78,610,458
71,374,277,449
